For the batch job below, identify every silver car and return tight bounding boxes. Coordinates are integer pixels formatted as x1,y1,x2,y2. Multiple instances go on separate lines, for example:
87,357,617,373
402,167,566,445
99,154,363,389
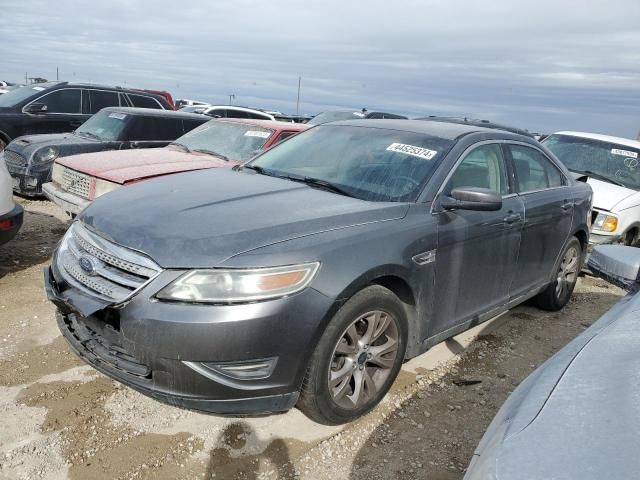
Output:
464,244,640,479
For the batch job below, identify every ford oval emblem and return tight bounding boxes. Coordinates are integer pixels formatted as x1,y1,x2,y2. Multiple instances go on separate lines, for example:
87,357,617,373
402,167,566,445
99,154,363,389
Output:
79,256,96,275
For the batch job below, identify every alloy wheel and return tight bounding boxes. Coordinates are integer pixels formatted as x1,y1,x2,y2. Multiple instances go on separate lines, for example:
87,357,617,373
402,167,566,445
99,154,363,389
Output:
328,310,400,410
555,246,579,299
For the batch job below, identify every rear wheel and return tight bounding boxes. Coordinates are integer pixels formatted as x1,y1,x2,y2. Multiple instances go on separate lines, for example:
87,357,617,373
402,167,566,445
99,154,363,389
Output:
534,237,582,311
297,285,407,425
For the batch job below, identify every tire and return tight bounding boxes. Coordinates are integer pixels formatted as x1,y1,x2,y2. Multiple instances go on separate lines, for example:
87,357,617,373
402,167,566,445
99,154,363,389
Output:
534,237,582,311
297,285,408,425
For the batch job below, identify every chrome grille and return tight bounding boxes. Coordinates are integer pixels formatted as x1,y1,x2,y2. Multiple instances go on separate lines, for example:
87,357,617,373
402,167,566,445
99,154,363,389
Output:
57,166,92,199
3,150,27,169
56,222,162,303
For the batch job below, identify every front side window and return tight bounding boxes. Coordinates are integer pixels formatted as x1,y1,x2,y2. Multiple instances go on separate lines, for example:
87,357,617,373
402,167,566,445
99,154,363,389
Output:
37,89,81,113
249,125,454,202
509,144,564,193
173,120,274,161
88,90,119,114
445,144,509,195
544,134,640,190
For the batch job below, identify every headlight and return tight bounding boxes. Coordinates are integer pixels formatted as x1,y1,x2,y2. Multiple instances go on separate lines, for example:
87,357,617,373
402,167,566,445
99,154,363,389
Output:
33,146,59,164
593,213,618,232
93,178,120,199
156,263,320,303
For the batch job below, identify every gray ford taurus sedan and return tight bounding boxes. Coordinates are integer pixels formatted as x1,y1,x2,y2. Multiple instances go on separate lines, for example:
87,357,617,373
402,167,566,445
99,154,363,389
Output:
44,120,592,424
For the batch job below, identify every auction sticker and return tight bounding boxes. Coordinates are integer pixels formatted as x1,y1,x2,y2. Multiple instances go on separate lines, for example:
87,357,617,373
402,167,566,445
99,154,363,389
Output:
244,130,270,138
386,143,438,160
612,148,638,159
108,112,127,120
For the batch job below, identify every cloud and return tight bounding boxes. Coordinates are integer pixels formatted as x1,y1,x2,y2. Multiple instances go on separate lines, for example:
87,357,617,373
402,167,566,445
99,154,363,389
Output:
2,0,639,137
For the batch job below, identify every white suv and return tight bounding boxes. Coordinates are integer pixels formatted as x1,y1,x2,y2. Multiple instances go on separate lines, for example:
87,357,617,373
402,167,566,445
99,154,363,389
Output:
544,131,640,245
0,152,23,245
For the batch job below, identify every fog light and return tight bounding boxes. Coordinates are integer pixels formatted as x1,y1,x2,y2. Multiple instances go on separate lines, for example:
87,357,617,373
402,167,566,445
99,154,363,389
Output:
184,357,277,382
26,177,39,187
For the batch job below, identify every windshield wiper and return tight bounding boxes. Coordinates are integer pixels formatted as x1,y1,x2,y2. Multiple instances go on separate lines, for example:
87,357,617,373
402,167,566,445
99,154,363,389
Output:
76,131,102,141
192,148,229,161
572,169,626,187
286,176,355,198
170,142,190,153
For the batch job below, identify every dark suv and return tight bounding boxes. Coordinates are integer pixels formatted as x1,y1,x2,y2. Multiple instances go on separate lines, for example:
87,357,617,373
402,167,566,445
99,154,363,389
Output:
0,82,173,150
45,120,592,425
4,107,208,196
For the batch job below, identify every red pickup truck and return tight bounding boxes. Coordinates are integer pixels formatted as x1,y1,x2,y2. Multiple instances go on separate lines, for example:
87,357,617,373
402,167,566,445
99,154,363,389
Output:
43,118,308,215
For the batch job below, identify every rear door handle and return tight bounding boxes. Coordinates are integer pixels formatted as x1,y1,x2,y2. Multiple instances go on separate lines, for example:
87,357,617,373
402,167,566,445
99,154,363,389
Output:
503,213,522,225
561,201,573,211
70,120,82,127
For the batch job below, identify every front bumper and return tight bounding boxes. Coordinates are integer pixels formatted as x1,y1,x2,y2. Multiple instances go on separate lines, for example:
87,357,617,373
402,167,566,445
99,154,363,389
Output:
0,203,24,245
589,231,621,246
43,182,90,215
44,263,334,415
5,160,51,197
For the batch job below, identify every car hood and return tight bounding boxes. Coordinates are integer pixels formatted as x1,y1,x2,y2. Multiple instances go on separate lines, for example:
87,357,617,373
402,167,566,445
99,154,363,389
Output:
586,177,639,211
58,146,231,184
10,133,97,156
79,168,409,268
466,292,640,479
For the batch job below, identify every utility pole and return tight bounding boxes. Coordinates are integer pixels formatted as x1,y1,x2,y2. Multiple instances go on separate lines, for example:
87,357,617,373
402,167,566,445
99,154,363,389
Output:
296,76,301,116
25,72,28,84
56,66,59,81
228,94,235,105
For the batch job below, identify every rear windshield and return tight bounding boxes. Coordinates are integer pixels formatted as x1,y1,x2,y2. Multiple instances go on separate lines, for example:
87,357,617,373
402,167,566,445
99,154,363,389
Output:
250,124,454,202
76,110,130,141
544,134,640,190
172,120,273,161
307,111,366,125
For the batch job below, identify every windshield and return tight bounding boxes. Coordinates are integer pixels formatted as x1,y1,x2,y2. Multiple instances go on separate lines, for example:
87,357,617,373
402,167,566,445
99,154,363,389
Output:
75,110,130,141
172,120,273,161
248,124,454,202
0,85,44,107
307,110,367,125
544,134,640,190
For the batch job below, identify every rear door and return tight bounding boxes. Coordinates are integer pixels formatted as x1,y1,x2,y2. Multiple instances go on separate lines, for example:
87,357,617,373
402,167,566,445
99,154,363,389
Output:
431,142,524,337
505,143,573,299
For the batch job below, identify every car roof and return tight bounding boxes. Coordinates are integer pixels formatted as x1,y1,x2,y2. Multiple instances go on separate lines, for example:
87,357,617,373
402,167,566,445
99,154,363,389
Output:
416,116,534,137
100,107,206,119
553,131,640,149
211,118,309,131
324,119,518,140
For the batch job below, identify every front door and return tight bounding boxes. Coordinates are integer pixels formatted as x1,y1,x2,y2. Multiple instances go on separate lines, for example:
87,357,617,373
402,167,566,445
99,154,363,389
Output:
505,143,573,299
28,88,87,135
431,143,524,338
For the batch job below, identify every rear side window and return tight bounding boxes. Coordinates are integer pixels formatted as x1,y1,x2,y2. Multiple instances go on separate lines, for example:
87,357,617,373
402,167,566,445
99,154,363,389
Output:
509,144,564,193
225,109,249,119
446,144,509,195
127,117,184,141
128,94,163,109
37,89,81,113
207,108,226,118
88,90,119,114
274,131,296,144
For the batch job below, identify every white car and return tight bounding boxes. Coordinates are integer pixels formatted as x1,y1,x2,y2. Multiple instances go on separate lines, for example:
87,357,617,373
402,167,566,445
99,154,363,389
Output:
201,105,275,121
544,132,640,245
0,152,23,245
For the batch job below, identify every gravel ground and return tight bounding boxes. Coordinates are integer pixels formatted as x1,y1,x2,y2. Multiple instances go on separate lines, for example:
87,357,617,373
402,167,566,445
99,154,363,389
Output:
0,197,625,480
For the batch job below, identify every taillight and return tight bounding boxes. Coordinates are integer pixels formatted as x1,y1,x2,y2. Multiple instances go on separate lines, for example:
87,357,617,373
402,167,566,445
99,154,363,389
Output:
0,219,13,230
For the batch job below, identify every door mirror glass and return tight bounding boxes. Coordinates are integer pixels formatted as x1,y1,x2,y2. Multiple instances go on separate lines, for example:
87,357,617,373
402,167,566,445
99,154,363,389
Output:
588,245,640,291
25,103,48,114
441,187,503,211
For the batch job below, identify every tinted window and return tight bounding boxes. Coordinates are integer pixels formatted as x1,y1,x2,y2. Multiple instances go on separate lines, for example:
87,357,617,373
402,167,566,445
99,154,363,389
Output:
225,109,249,119
206,108,226,118
446,144,509,195
128,94,162,109
88,90,119,114
37,89,81,113
250,125,454,202
274,131,296,144
509,144,564,193
127,117,184,141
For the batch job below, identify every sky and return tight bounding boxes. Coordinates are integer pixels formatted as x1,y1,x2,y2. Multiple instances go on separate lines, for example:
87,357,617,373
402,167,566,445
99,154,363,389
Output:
1,0,639,138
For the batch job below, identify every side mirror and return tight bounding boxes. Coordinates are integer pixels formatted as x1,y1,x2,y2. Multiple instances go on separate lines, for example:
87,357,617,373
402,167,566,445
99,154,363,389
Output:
24,103,48,114
588,245,640,292
441,187,502,211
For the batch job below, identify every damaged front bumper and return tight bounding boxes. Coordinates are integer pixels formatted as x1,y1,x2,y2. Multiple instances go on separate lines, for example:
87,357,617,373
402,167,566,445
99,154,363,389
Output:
42,182,90,215
43,261,333,415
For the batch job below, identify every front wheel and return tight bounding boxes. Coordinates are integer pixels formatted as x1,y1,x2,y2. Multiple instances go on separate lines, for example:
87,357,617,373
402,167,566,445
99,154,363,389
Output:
534,237,582,311
297,285,408,425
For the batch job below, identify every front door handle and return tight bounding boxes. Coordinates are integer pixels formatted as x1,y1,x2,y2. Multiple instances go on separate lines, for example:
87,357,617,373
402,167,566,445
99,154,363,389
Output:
70,120,82,128
503,213,522,225
561,201,573,211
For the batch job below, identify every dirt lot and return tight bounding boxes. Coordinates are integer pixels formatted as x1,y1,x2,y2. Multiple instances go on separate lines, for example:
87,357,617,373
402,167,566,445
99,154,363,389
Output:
0,197,625,480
